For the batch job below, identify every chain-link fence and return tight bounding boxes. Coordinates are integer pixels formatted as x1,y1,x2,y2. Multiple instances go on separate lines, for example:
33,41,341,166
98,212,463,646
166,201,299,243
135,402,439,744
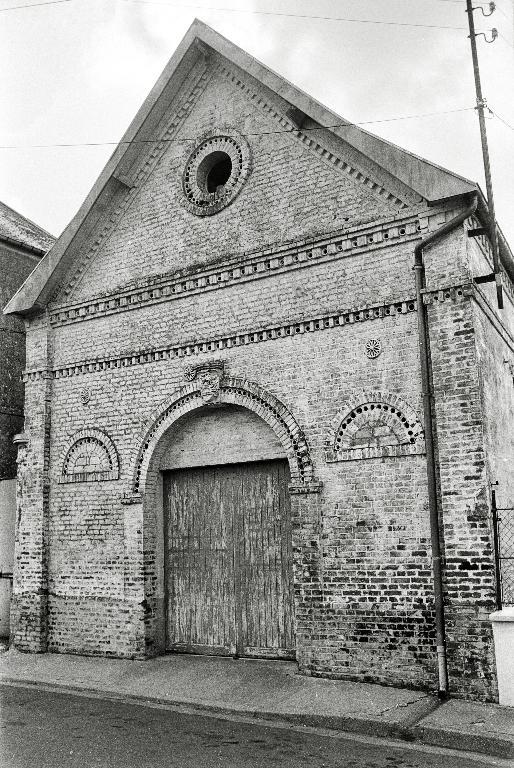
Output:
498,510,514,606
492,491,514,608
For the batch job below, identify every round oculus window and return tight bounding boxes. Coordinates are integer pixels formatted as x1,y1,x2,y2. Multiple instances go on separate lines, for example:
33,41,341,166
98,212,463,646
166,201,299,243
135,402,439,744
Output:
182,133,251,216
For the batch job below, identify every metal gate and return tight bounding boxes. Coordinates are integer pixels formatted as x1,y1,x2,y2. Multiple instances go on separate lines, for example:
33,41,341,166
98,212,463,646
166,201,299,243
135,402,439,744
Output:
492,489,514,607
163,460,295,658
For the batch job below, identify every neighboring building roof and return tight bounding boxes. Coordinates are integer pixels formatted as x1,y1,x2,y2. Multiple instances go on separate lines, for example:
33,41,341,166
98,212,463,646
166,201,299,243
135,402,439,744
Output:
3,19,508,316
0,200,55,255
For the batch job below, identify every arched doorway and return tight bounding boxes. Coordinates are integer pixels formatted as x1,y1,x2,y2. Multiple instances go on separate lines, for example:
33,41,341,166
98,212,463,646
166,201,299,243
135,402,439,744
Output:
160,405,295,659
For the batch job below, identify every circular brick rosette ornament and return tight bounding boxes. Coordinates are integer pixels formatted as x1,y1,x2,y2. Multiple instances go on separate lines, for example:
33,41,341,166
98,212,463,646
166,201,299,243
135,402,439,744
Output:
182,129,251,216
365,338,382,359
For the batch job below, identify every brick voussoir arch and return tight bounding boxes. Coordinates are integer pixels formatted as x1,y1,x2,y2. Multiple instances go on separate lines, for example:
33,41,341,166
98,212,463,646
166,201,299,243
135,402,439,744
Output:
59,427,120,483
128,376,318,497
325,390,425,462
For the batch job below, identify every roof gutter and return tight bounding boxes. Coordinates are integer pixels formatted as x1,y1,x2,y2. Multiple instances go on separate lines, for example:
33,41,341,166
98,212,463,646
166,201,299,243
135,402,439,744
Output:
0,234,48,257
413,191,478,698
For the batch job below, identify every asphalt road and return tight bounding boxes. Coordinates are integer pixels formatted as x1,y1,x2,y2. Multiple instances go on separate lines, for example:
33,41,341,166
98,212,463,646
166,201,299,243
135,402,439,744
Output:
0,684,500,768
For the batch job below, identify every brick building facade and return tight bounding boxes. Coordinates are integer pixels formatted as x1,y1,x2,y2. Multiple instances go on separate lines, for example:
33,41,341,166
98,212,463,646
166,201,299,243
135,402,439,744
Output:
0,201,54,635
5,22,514,702
0,202,53,481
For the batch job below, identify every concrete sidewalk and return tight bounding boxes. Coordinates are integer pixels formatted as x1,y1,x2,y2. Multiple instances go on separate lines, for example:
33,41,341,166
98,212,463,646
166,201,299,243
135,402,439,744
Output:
1,650,513,760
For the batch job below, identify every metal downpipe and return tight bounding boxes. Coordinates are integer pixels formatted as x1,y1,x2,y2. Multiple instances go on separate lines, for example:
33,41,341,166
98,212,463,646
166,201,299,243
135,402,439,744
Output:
413,193,478,698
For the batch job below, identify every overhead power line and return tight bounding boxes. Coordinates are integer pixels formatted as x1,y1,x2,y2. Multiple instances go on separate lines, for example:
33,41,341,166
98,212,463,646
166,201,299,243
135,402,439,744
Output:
1,0,505,40
0,0,508,28
0,107,477,149
0,0,71,10
492,109,514,132
120,0,470,30
498,31,514,47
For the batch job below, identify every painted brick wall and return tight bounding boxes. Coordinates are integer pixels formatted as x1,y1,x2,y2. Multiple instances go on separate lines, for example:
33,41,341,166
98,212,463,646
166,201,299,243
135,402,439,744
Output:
11,370,51,652
50,225,464,370
42,311,436,674
17,227,501,697
12,56,507,701
425,290,498,700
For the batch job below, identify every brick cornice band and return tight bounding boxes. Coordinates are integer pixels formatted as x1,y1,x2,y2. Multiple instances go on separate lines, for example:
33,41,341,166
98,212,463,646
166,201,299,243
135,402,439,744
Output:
24,285,472,383
49,213,425,328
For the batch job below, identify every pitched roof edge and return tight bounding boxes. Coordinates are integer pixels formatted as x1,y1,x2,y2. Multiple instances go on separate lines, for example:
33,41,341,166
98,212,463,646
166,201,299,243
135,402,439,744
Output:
2,19,484,315
4,21,215,316
190,22,477,202
0,233,48,257
0,199,55,256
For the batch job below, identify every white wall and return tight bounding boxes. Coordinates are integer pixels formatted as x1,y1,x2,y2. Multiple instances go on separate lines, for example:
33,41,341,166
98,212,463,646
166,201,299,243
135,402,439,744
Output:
0,478,16,637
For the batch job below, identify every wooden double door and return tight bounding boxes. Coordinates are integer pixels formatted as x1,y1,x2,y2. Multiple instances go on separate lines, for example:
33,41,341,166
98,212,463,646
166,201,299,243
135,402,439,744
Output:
163,460,295,658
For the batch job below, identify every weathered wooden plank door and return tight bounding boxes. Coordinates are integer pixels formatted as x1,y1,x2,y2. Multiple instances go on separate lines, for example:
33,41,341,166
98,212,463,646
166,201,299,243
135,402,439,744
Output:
163,460,294,658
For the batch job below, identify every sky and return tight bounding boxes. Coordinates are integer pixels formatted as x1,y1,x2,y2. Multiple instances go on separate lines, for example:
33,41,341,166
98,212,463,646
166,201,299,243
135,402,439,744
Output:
1,0,513,245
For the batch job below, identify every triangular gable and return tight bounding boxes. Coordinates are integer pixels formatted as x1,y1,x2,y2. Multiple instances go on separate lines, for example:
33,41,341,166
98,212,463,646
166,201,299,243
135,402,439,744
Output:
4,19,483,316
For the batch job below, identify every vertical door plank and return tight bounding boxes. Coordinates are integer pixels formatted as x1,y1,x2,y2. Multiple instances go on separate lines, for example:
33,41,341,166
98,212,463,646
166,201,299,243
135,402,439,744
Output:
165,466,235,654
239,460,294,658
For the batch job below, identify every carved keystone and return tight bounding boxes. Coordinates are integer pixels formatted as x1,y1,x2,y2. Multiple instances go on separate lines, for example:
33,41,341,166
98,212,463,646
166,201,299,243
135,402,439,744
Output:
185,360,226,403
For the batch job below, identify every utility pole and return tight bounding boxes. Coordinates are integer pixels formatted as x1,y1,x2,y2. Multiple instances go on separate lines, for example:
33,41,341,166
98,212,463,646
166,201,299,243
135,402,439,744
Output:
465,0,503,309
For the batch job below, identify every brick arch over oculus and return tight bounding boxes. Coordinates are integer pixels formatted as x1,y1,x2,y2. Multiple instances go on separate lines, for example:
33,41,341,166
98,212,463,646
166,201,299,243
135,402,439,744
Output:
130,376,317,496
325,390,425,462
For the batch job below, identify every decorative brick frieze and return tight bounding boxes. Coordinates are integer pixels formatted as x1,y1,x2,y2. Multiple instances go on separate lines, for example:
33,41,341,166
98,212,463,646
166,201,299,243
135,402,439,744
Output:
28,285,473,383
59,427,120,484
421,284,471,305
28,297,420,382
218,61,414,209
49,214,424,328
325,390,425,462
23,369,53,382
327,442,425,462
